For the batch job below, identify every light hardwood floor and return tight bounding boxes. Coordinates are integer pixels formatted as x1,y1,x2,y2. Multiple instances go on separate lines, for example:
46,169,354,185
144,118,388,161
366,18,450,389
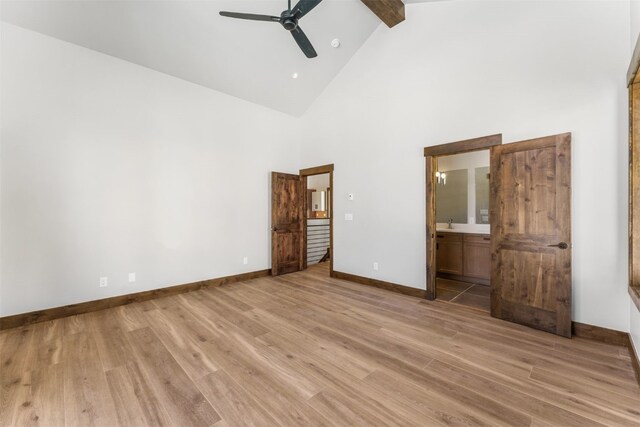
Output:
1,263,639,426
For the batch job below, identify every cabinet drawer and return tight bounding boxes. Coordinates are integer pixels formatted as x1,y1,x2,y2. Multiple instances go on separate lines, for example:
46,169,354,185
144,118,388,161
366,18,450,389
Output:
464,234,491,244
436,232,462,242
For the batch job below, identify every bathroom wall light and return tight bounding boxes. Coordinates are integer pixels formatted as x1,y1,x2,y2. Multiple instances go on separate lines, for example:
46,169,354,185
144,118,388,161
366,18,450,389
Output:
436,171,447,185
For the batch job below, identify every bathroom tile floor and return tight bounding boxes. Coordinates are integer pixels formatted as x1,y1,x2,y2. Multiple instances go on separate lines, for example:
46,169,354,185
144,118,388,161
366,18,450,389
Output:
435,278,490,313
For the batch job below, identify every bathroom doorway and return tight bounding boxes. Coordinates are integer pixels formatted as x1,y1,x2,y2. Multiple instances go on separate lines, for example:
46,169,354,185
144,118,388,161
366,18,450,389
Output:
425,133,573,337
424,134,502,309
433,150,491,312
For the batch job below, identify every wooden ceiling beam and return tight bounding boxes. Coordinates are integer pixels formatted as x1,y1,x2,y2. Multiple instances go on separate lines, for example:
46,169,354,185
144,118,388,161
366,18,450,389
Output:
360,0,405,28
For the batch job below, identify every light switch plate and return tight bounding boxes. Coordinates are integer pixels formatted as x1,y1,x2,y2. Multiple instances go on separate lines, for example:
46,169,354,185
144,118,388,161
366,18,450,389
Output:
348,193,354,201
345,213,353,221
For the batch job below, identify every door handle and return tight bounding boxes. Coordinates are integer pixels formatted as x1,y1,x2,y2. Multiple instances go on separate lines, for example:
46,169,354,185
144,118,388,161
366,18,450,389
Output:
548,242,568,249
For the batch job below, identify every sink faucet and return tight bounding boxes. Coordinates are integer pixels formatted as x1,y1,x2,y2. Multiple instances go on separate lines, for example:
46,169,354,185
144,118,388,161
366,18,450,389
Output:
448,219,453,229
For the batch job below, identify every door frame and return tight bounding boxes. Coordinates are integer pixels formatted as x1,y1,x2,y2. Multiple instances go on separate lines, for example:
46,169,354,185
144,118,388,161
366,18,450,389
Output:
627,35,640,311
424,135,503,300
300,164,334,275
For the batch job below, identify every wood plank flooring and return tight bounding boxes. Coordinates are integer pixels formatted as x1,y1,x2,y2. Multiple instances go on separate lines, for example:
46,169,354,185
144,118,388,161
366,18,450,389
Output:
1,263,639,426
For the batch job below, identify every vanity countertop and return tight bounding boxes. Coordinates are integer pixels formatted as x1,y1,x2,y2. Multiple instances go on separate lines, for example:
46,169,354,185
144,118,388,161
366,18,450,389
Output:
436,229,490,235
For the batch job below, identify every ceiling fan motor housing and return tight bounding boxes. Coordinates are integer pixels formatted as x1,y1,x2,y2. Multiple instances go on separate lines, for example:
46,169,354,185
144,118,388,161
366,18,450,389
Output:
280,11,298,31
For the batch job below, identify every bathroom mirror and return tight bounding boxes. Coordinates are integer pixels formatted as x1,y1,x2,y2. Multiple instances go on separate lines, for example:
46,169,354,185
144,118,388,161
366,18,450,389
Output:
475,166,490,224
436,169,468,223
435,151,490,226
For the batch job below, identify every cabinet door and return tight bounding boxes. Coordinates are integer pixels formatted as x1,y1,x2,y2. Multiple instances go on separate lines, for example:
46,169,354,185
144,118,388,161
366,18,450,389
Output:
436,241,463,275
463,242,491,279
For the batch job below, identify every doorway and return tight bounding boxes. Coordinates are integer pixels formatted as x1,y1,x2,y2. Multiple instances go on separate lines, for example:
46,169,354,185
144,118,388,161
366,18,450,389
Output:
271,164,333,277
433,150,491,312
304,173,332,274
425,134,502,302
425,133,573,337
300,164,333,276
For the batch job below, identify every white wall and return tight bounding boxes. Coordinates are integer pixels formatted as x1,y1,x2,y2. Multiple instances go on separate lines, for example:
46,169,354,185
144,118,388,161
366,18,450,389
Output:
307,173,330,191
631,0,640,53
437,151,489,172
0,24,299,316
300,0,631,331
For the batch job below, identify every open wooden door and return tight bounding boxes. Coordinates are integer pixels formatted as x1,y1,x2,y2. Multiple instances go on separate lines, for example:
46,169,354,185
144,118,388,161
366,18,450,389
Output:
271,172,304,276
490,133,572,337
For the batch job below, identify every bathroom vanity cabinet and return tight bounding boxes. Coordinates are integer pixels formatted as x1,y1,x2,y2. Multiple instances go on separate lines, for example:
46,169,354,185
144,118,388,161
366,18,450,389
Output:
436,231,490,285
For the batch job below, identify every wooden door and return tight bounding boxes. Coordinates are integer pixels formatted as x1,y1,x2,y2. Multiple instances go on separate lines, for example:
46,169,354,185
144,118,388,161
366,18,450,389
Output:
490,133,571,337
271,172,304,276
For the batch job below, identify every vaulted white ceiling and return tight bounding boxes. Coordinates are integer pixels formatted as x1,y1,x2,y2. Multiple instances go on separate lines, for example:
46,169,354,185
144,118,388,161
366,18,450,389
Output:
1,0,439,116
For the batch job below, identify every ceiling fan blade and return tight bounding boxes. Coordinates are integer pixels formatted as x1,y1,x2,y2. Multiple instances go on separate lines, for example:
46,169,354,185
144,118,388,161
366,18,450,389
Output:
219,11,281,22
291,26,317,58
291,0,323,19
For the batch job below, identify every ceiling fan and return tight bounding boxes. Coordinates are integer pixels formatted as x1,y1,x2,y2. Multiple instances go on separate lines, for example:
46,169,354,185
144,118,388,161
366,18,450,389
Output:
219,0,323,58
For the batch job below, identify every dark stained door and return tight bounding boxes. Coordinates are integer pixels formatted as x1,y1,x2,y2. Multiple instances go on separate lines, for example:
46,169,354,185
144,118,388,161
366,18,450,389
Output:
271,172,304,276
490,133,572,337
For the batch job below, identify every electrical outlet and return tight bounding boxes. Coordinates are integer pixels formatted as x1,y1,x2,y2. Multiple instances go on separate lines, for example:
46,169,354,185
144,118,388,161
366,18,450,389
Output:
345,213,353,221
128,273,136,283
99,277,108,288
373,262,379,271
243,257,248,265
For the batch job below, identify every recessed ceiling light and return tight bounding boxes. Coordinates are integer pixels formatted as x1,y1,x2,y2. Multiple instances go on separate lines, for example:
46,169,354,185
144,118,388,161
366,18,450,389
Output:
291,72,299,79
331,38,341,48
